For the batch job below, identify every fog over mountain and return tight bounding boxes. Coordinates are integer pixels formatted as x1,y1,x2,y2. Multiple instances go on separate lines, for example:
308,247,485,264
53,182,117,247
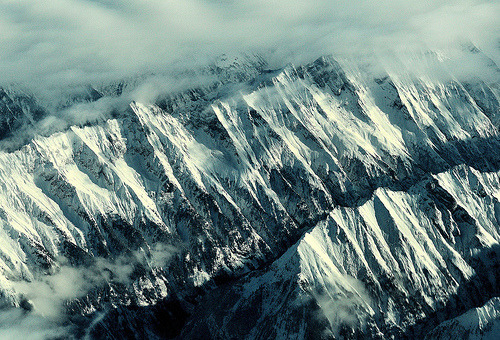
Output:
1,0,498,88
0,1,499,339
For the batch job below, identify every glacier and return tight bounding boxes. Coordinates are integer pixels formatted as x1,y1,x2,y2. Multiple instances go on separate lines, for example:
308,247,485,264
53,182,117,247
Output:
0,54,498,339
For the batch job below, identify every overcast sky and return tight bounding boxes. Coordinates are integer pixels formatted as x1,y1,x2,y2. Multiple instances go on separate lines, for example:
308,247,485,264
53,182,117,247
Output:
0,0,498,92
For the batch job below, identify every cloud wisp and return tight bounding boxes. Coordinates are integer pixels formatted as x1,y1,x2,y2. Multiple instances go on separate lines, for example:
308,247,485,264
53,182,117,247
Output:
0,244,177,339
0,0,498,94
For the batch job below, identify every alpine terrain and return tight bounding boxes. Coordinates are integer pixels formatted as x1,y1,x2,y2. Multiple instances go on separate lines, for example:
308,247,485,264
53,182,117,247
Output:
0,52,499,339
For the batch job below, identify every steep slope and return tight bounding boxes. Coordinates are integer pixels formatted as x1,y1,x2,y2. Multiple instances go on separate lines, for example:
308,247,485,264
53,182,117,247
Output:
427,297,500,339
181,165,500,339
0,55,498,338
0,88,47,141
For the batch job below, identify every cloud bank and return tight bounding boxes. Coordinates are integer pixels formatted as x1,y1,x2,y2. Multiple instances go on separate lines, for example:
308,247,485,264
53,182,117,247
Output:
0,244,177,339
0,0,498,93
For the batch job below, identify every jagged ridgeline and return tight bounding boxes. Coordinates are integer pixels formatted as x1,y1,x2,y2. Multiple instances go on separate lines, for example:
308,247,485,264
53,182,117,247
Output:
0,55,499,339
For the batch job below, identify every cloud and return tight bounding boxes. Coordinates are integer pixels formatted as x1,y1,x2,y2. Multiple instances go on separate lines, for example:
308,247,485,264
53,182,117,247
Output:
0,309,72,340
312,275,374,337
15,266,92,319
147,242,178,268
0,0,498,95
0,244,177,338
0,264,90,340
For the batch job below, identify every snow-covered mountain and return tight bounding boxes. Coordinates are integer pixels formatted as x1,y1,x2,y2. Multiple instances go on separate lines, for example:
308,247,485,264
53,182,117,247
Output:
426,296,500,340
0,55,498,339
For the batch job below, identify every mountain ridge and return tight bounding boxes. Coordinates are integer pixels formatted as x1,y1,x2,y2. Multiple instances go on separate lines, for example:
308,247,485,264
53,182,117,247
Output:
0,55,498,339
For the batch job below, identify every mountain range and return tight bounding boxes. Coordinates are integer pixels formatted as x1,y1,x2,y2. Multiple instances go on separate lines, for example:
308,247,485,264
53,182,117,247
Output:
0,53,499,339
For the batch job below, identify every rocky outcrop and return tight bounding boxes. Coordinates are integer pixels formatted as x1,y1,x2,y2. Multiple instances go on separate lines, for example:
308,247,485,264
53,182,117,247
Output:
0,55,498,338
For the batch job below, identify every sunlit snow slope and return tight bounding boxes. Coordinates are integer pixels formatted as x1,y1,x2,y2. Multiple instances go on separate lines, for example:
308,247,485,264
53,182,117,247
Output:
0,55,498,339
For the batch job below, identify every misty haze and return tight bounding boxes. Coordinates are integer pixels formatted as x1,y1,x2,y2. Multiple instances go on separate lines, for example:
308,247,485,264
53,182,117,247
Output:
0,1,499,339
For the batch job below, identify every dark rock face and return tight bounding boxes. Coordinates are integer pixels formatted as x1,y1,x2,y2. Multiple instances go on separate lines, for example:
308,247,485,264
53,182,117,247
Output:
0,55,498,339
0,88,47,139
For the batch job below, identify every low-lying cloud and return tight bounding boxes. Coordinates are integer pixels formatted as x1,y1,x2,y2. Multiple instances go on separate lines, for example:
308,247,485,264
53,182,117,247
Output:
1,0,498,94
312,275,374,337
0,309,71,340
0,243,177,339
